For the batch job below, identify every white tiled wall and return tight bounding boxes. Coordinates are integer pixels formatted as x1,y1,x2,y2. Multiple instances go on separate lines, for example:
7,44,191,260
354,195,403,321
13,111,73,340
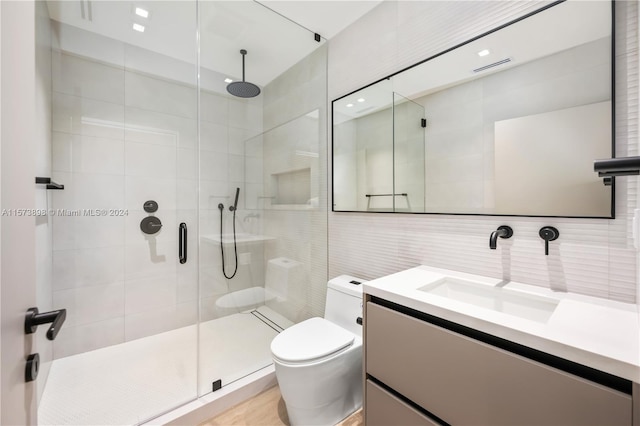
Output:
328,1,639,303
262,45,329,320
49,30,200,358
197,50,265,323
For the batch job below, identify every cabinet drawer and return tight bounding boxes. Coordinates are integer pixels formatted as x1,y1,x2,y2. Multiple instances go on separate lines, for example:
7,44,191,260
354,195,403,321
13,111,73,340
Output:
365,302,632,425
366,380,441,426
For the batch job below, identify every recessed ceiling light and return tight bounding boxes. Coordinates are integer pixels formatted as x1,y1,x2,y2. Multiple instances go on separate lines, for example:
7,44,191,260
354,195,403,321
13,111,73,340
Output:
132,23,145,32
224,78,233,83
346,103,354,108
135,7,149,18
357,98,365,103
478,49,490,57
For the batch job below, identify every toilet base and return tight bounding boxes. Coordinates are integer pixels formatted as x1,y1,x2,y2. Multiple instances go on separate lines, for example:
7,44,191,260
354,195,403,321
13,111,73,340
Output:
273,338,362,426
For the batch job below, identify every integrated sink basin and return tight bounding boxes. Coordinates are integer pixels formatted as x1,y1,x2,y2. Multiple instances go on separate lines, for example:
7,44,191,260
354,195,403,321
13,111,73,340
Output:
418,277,559,323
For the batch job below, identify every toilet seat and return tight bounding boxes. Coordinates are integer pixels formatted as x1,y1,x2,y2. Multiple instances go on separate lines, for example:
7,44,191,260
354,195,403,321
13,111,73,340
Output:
271,317,355,364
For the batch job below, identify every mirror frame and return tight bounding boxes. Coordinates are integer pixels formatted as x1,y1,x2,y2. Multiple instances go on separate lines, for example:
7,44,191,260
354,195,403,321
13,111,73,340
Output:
331,0,615,219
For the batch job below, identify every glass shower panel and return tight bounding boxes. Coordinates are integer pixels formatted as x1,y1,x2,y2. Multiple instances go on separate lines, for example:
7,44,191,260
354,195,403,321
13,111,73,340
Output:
198,1,327,396
38,1,198,424
393,93,425,212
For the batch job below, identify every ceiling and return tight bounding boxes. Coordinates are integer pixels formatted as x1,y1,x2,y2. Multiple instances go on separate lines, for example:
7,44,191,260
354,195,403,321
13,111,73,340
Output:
257,1,382,40
46,0,382,88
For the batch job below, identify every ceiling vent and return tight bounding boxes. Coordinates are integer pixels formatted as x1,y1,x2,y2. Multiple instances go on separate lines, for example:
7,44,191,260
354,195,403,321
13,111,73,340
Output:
473,58,511,73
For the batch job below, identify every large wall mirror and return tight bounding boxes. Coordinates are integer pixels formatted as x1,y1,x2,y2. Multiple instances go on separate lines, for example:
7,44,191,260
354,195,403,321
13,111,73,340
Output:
332,0,614,217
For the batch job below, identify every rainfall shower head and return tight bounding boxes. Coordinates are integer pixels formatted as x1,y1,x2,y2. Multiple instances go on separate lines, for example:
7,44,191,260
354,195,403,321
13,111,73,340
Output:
227,49,261,98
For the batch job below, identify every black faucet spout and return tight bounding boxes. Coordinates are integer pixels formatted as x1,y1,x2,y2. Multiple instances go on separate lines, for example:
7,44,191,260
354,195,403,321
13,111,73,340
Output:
489,230,501,249
489,225,513,249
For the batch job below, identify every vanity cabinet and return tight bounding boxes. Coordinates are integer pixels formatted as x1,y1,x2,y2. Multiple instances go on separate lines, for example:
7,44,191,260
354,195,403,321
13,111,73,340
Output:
364,299,634,425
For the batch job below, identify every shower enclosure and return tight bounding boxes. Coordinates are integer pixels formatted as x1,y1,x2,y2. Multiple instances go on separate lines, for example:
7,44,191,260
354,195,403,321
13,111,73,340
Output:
28,1,327,424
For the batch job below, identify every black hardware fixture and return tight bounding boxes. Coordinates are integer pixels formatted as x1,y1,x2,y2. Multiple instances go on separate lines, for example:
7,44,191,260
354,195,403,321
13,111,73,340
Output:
25,307,66,341
539,226,559,256
489,225,513,249
594,156,640,178
365,193,408,198
35,177,64,190
26,353,39,382
212,379,222,392
143,200,158,213
179,222,187,264
140,216,162,234
140,200,162,234
219,188,240,279
421,118,427,128
314,33,321,42
226,50,260,98
356,317,363,325
229,187,240,212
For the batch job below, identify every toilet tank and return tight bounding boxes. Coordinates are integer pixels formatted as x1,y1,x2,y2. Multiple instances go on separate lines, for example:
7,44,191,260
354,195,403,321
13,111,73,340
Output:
324,275,366,336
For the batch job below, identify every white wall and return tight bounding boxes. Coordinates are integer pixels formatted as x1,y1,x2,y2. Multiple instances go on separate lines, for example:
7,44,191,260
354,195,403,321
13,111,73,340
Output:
328,0,639,303
1,2,38,424
34,0,53,402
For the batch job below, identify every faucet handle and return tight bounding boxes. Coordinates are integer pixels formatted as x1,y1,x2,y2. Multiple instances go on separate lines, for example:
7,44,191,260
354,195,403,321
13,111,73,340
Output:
539,226,559,255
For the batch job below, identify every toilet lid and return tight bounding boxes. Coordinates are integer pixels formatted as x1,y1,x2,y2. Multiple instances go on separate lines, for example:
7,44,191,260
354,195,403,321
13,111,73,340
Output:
271,317,355,363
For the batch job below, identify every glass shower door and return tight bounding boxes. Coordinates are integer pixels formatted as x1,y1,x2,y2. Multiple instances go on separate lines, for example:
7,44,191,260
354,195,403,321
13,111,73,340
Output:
393,92,425,212
197,0,327,396
37,1,199,424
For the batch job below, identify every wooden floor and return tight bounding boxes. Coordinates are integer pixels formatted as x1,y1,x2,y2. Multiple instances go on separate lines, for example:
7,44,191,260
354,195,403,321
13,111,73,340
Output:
199,386,363,426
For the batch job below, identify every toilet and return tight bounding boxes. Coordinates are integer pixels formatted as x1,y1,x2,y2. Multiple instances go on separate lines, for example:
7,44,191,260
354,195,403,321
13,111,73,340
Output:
270,275,365,425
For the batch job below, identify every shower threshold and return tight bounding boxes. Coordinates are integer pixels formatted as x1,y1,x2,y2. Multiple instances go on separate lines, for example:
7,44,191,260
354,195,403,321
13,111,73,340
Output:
38,306,291,426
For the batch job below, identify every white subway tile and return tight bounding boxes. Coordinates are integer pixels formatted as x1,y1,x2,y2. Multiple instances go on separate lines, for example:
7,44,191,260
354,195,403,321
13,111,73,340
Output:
53,52,124,104
125,175,177,212
53,282,124,327
125,141,177,178
124,72,197,120
52,92,124,139
125,274,178,315
52,317,124,359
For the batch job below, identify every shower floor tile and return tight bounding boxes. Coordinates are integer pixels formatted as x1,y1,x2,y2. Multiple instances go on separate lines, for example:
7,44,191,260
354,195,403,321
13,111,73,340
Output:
38,310,283,426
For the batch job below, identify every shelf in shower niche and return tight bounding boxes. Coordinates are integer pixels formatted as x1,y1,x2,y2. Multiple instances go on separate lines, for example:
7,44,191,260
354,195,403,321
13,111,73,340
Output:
201,233,275,245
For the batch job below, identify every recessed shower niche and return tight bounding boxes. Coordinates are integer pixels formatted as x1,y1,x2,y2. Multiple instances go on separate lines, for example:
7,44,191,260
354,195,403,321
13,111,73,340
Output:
271,168,311,206
252,109,322,209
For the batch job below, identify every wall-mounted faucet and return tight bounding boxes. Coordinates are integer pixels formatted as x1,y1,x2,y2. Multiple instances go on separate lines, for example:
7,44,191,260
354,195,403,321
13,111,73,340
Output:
539,226,559,255
489,225,513,249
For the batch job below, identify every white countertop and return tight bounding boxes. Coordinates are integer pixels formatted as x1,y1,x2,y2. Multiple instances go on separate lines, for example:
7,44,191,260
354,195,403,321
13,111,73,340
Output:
363,265,640,383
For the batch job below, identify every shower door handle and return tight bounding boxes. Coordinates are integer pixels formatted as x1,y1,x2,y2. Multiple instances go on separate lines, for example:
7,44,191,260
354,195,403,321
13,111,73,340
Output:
179,222,187,264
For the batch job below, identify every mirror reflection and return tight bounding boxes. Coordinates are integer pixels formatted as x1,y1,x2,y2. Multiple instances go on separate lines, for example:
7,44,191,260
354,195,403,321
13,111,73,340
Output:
332,1,613,217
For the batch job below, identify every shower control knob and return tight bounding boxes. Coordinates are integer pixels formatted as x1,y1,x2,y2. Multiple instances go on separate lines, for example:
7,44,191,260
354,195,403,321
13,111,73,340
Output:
140,216,162,235
143,200,158,213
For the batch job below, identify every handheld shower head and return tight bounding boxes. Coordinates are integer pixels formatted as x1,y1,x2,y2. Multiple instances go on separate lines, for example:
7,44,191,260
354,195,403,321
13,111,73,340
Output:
229,187,240,212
